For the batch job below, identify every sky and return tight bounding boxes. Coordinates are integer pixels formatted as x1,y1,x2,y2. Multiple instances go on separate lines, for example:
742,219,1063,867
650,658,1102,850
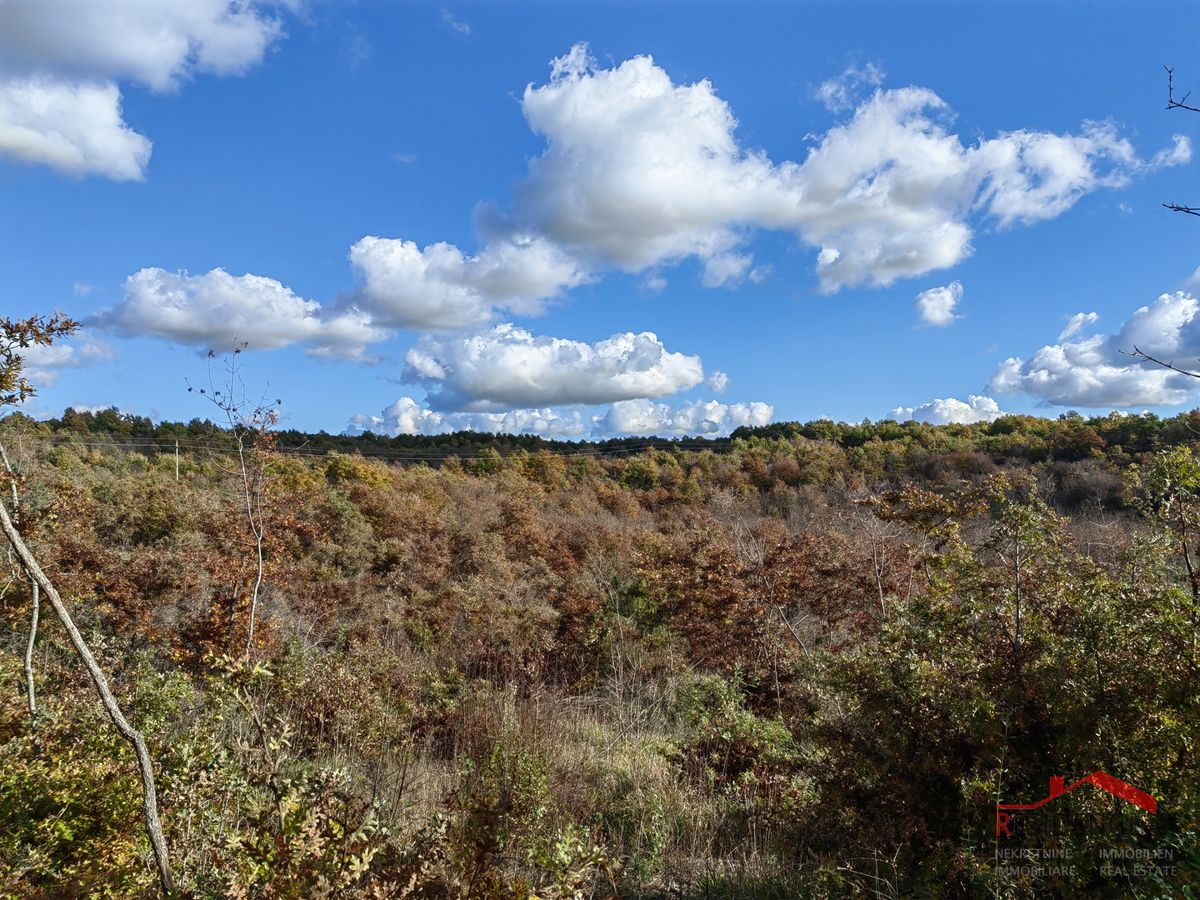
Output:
3,0,1200,439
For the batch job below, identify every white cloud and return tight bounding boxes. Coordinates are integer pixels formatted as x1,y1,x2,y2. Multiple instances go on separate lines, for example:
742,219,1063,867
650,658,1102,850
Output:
0,75,151,180
0,0,284,178
1185,265,1200,292
793,94,1181,290
989,291,1200,407
700,252,753,288
441,10,470,36
641,273,668,293
346,398,588,439
0,0,283,91
970,122,1184,227
915,281,963,327
815,62,886,113
347,395,772,439
353,44,1179,329
19,334,118,387
402,324,706,411
521,48,1180,293
1058,311,1099,341
349,234,589,332
95,267,388,358
706,371,730,393
889,395,1006,425
592,398,773,436
515,45,793,274
1152,135,1193,169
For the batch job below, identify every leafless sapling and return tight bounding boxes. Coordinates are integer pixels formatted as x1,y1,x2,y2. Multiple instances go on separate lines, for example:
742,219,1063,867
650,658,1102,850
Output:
189,343,280,656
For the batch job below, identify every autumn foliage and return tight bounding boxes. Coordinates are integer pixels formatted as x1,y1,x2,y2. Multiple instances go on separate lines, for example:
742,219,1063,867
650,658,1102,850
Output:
1,408,1198,898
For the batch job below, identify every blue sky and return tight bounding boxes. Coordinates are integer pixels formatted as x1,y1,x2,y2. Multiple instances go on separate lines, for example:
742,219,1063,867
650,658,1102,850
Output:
3,0,1200,438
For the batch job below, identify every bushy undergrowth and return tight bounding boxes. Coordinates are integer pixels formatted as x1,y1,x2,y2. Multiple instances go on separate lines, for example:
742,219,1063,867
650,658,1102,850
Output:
0,418,1197,898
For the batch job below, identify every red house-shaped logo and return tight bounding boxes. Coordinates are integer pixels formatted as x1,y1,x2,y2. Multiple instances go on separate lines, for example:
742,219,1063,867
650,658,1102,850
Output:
996,772,1156,836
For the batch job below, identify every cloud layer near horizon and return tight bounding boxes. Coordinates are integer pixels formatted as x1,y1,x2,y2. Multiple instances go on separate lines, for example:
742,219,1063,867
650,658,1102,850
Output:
18,335,118,388
890,394,1006,425
346,395,773,439
989,291,1200,407
402,325,706,411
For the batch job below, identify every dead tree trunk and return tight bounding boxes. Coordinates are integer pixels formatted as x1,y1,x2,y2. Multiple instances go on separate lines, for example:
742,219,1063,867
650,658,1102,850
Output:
0,494,174,896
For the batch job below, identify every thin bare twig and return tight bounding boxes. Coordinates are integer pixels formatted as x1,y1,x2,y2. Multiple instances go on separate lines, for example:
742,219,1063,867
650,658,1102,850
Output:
1164,68,1200,215
1167,67,1200,113
1120,345,1200,378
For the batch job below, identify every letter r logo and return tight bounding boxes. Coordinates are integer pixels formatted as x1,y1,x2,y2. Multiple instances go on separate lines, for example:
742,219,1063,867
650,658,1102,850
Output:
996,811,1012,836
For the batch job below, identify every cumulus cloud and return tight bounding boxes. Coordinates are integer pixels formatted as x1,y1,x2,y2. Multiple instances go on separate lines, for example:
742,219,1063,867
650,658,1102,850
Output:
520,47,1183,293
796,97,1185,290
347,397,589,439
971,123,1188,227
0,0,283,91
889,395,1006,425
988,291,1200,407
347,395,772,439
592,398,773,436
402,324,706,411
353,44,1183,326
0,0,284,178
815,62,886,113
1058,311,1100,341
19,334,118,387
706,371,730,393
348,234,589,332
515,45,791,275
94,267,388,358
0,75,151,180
915,281,963,327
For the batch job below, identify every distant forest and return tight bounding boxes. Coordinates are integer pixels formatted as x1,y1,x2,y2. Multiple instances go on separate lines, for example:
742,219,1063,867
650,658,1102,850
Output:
14,404,1200,467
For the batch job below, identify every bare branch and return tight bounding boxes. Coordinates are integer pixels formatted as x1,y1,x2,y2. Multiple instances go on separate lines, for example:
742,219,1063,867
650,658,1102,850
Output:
1166,67,1200,113
1120,345,1200,378
1164,68,1200,215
